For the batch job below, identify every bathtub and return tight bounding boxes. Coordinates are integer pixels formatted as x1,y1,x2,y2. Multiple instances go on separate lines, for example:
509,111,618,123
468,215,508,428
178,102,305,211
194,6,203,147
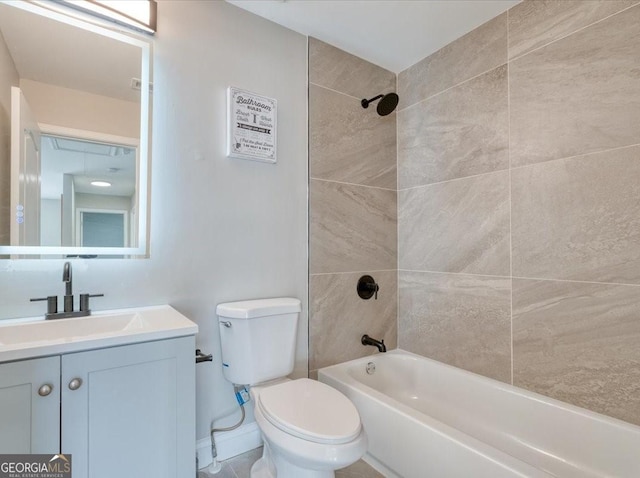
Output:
319,349,640,478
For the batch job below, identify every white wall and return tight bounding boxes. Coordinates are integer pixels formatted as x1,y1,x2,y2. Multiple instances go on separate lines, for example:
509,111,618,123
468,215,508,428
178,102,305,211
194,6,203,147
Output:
75,193,131,211
20,79,140,139
0,0,308,446
40,198,61,246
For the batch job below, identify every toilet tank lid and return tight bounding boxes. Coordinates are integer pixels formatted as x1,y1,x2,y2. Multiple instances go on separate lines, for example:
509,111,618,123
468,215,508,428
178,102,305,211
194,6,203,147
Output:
216,298,301,319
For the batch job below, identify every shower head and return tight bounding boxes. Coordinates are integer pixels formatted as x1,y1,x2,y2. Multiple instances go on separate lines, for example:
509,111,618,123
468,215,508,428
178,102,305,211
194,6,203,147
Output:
361,92,399,116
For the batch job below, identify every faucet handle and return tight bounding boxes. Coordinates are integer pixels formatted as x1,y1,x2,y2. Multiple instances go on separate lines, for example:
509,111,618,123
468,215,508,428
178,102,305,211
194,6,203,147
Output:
30,296,58,314
357,275,380,300
79,293,104,312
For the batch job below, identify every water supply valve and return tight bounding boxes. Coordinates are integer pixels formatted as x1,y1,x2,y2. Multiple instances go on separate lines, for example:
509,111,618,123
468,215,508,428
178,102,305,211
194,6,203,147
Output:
196,349,213,363
234,385,250,406
357,275,379,300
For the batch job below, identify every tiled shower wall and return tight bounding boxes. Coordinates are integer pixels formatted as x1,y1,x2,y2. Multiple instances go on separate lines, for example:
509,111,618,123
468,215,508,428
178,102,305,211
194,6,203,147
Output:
398,1,640,425
308,38,397,377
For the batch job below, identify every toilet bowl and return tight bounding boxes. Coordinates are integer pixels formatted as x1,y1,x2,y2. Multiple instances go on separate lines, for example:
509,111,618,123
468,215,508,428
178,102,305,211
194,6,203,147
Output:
249,378,368,478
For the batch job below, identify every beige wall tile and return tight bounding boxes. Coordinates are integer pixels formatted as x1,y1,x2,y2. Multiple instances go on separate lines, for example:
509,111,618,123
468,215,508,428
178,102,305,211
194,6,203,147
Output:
310,84,396,189
398,65,508,189
510,5,640,167
310,180,397,274
509,0,637,59
512,146,640,284
310,271,397,370
398,13,506,109
399,271,511,383
399,171,510,276
513,278,640,426
309,37,395,98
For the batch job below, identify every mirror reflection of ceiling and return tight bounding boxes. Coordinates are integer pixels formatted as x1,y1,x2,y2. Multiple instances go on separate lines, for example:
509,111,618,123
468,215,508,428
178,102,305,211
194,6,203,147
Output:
0,2,142,102
41,135,136,200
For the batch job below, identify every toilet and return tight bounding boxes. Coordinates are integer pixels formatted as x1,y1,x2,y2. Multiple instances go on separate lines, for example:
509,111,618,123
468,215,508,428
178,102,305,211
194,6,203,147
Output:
216,297,367,478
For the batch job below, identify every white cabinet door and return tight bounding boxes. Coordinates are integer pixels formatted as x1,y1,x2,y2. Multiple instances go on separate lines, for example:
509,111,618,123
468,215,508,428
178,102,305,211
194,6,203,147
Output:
0,356,60,453
61,337,195,478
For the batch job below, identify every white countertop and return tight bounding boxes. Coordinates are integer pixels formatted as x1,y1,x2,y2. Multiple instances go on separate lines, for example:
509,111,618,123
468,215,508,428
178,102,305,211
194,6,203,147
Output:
0,305,199,362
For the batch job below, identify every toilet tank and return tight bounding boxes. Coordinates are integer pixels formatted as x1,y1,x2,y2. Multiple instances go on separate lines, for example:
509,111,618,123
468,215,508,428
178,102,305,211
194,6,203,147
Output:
216,297,301,385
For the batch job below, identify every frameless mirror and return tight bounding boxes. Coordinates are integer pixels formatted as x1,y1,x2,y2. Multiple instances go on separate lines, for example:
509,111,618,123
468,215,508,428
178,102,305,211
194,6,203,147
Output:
0,1,151,258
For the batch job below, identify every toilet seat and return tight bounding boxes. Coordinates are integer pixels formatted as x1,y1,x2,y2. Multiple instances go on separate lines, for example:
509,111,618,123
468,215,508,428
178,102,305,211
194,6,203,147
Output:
257,378,361,445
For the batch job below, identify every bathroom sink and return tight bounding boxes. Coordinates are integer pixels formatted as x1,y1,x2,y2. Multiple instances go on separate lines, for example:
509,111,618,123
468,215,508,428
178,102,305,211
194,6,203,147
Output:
0,305,198,361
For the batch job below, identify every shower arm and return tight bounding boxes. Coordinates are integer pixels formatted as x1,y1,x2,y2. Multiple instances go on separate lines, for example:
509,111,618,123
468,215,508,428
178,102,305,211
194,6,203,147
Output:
361,95,383,108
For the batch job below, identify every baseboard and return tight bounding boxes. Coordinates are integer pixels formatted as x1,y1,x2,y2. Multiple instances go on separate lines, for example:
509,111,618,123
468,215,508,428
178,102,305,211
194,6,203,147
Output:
363,453,400,478
196,421,263,468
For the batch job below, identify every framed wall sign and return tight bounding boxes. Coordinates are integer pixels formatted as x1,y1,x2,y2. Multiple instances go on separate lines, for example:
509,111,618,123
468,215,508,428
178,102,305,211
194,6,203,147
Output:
227,87,277,163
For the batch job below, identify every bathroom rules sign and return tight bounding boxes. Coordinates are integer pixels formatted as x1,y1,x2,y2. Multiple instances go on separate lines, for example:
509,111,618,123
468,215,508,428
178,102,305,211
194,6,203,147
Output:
227,87,277,163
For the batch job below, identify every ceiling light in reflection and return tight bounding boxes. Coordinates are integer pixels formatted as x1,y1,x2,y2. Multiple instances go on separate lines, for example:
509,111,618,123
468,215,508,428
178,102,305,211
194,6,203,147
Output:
90,180,112,187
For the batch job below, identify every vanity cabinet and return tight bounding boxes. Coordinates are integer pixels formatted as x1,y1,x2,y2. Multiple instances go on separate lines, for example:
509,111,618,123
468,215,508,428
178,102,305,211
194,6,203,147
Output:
0,336,194,478
0,356,60,453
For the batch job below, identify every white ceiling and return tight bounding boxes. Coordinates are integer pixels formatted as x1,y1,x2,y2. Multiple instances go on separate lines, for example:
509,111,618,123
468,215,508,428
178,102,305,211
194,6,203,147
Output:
0,2,142,102
228,0,520,73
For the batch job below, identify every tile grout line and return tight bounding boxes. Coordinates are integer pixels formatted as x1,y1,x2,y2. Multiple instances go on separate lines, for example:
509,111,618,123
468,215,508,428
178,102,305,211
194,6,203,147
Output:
307,36,313,382
508,2,640,63
310,176,396,192
397,142,640,194
308,81,363,102
509,142,640,172
398,268,512,280
398,268,640,289
507,7,514,387
395,70,401,351
397,61,508,114
311,269,397,277
399,168,509,193
511,275,640,288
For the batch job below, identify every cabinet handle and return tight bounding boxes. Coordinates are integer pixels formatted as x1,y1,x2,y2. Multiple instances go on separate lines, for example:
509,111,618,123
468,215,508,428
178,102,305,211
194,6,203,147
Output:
68,378,83,391
38,384,53,397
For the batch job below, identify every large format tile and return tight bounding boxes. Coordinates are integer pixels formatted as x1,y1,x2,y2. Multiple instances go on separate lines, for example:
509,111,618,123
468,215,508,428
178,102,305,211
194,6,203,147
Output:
399,171,510,276
309,37,395,99
310,84,396,189
509,0,637,59
309,270,397,371
509,5,640,167
398,65,508,188
399,271,511,382
336,459,385,478
398,12,506,109
226,447,263,478
310,180,396,274
513,278,640,426
198,462,236,478
512,146,640,284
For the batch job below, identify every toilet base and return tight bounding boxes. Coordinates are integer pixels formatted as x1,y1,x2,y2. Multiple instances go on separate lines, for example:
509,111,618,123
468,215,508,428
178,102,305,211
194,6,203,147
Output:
250,443,335,478
249,456,273,478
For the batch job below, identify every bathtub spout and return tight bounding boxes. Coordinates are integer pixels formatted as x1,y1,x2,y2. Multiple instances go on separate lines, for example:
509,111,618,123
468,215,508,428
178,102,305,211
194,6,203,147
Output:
361,334,386,352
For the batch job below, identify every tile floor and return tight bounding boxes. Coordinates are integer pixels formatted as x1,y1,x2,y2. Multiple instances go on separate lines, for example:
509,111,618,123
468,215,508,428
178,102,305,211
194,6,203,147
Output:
198,447,384,478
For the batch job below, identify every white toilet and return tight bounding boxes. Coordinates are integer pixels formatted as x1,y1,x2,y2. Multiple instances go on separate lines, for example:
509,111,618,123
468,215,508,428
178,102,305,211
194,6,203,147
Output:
216,297,367,478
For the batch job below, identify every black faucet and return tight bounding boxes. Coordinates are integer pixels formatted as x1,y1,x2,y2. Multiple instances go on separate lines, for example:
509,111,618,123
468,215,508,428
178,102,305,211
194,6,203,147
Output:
361,334,386,353
63,262,73,312
30,262,103,320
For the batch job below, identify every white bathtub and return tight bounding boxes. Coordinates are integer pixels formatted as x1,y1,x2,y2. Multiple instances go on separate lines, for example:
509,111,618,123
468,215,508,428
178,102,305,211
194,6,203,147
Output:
319,349,640,478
